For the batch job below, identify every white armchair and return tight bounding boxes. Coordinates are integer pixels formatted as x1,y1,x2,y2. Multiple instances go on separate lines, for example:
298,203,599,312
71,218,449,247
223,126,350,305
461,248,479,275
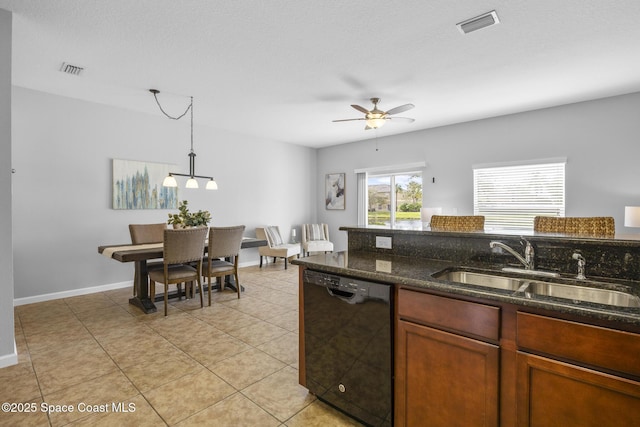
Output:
256,226,300,269
302,223,334,257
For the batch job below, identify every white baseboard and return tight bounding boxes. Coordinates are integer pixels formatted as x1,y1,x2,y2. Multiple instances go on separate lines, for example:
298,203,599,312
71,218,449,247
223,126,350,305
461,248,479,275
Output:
0,341,18,369
13,260,263,306
13,281,131,306
238,260,259,268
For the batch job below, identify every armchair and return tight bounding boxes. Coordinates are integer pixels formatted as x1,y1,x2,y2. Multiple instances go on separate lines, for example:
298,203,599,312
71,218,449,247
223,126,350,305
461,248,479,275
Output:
255,226,300,269
302,223,334,257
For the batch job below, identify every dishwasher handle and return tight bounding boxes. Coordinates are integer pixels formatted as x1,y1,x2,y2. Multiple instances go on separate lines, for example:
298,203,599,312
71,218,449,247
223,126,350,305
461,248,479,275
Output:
326,286,356,301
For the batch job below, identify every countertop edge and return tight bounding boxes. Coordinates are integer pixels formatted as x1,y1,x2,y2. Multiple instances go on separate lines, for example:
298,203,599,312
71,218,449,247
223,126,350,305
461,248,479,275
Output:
293,252,640,326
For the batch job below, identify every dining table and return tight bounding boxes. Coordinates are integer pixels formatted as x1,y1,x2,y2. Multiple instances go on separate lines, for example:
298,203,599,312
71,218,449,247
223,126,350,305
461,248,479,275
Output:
98,237,267,314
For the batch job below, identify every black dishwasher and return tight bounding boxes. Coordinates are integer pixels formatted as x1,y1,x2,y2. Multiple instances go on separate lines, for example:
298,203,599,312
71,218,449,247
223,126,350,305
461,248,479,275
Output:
303,269,392,427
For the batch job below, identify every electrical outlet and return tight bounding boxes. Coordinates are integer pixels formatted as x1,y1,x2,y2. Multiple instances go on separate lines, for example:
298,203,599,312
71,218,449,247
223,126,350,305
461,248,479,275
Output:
375,236,392,249
376,260,392,273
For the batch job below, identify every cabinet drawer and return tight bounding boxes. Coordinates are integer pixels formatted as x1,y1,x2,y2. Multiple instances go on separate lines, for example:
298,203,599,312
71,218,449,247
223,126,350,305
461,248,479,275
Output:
517,312,640,378
398,288,500,342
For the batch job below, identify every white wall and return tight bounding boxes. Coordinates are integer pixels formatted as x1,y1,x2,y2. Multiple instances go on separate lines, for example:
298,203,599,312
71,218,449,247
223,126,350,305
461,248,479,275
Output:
317,92,640,252
11,83,640,302
0,8,16,367
12,87,316,300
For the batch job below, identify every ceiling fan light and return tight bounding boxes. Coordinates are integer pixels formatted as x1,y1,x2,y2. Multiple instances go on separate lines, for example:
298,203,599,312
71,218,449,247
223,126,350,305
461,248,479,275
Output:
162,174,178,187
366,115,386,129
185,177,199,189
334,98,413,130
205,179,218,190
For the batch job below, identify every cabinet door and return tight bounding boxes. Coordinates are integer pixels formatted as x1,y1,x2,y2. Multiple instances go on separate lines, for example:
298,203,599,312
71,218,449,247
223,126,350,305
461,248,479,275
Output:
517,352,640,427
395,320,499,427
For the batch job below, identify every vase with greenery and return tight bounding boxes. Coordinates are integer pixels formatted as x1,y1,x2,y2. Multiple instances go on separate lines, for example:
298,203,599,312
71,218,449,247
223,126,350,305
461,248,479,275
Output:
167,200,211,228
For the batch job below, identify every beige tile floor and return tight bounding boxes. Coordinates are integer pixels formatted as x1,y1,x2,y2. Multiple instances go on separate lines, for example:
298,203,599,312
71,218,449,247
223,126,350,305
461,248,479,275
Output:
2,264,364,427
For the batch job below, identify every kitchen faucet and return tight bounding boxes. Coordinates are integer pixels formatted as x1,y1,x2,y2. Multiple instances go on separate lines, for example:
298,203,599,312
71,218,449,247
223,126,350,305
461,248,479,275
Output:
572,252,586,279
489,239,535,270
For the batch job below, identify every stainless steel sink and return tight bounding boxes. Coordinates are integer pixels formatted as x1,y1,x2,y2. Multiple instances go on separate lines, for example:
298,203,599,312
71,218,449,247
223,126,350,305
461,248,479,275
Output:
432,269,640,308
525,282,640,308
434,270,525,291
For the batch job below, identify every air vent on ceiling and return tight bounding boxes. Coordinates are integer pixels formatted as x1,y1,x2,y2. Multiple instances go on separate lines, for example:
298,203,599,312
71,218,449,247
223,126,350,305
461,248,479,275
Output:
457,10,500,34
59,62,84,76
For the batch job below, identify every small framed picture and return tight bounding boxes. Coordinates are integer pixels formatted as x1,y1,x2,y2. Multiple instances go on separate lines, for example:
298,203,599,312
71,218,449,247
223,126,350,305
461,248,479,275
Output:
325,173,345,210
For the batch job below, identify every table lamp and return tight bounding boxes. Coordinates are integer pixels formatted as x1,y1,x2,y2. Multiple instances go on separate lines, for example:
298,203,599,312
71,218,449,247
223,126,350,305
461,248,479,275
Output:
624,206,640,227
421,207,442,228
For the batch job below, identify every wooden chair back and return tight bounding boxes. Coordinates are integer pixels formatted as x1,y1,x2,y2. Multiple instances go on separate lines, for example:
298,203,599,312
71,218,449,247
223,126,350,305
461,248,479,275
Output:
207,225,246,259
129,223,167,244
163,227,208,265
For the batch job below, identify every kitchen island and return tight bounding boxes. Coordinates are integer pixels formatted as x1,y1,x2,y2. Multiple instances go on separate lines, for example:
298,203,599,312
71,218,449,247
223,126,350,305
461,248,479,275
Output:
293,226,640,426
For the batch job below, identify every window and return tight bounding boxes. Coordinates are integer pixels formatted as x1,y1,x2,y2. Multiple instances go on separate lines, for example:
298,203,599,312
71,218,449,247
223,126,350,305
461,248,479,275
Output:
367,172,422,228
473,160,565,231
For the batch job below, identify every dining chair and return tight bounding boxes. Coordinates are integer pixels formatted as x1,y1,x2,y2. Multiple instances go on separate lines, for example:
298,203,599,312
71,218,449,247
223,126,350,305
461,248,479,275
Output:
534,216,615,237
148,227,208,316
301,223,334,257
430,215,485,232
128,223,167,297
202,225,246,303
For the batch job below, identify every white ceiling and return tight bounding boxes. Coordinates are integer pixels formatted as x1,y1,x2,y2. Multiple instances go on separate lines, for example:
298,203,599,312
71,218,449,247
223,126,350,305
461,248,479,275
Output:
2,0,640,148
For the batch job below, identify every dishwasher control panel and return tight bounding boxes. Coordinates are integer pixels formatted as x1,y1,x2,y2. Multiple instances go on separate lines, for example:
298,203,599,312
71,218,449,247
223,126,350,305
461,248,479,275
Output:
304,270,340,288
303,270,391,303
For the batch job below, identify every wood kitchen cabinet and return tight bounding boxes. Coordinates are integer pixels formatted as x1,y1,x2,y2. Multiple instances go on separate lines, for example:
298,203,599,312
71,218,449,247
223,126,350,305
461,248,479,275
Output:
395,288,501,427
516,312,640,426
395,287,640,426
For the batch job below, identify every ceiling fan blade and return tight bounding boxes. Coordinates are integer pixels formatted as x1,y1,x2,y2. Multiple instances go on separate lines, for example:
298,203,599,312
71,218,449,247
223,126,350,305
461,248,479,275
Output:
351,104,370,114
387,116,415,123
332,118,366,122
385,103,415,115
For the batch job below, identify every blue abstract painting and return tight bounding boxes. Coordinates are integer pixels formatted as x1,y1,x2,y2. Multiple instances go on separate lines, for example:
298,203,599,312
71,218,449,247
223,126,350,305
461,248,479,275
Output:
112,159,178,210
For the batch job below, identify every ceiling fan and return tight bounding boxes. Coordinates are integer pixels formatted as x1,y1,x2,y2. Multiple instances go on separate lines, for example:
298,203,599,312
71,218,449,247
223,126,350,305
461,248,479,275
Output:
333,98,415,130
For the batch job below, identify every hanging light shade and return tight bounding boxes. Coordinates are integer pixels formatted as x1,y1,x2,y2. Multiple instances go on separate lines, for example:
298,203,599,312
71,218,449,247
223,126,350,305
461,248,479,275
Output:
205,179,218,190
365,102,388,129
162,174,178,187
150,89,218,190
365,113,386,129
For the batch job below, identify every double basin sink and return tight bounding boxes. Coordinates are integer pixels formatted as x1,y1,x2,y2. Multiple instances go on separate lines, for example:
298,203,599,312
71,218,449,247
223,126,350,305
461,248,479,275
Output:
432,268,640,308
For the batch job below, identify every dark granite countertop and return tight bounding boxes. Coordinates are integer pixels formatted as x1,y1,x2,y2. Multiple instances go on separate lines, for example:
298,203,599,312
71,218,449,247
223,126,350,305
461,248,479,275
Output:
339,225,640,245
293,250,640,326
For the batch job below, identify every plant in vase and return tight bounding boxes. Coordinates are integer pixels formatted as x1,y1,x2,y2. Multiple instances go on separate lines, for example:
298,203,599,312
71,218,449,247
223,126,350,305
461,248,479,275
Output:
167,200,211,228
188,208,211,227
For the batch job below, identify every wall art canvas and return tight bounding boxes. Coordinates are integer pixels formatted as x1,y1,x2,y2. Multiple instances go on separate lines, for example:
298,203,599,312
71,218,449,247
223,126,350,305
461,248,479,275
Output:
325,173,345,210
112,159,178,210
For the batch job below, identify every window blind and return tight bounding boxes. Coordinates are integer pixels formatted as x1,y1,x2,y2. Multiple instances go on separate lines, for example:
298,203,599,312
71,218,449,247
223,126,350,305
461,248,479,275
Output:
473,161,565,231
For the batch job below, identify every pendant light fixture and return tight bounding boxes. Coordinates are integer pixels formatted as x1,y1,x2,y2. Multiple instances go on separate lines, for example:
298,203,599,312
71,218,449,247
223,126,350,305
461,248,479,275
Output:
150,89,218,190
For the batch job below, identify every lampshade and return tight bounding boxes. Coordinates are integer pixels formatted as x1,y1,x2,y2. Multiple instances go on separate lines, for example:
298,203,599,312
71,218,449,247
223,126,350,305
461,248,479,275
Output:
625,206,640,227
162,175,178,187
185,178,199,189
205,179,218,190
366,114,386,129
